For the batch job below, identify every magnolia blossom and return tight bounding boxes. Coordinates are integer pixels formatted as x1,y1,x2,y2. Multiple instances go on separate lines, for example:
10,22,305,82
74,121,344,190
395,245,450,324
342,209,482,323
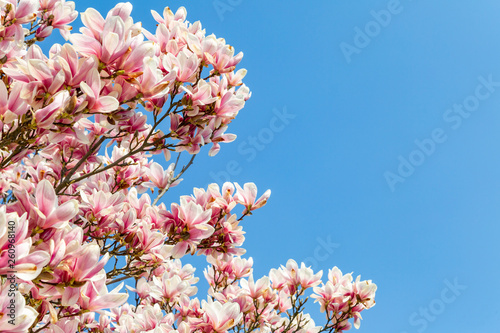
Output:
0,207,50,280
31,179,79,229
0,2,375,332
234,182,271,214
0,281,38,333
80,68,120,113
78,276,128,311
312,267,377,330
200,299,243,332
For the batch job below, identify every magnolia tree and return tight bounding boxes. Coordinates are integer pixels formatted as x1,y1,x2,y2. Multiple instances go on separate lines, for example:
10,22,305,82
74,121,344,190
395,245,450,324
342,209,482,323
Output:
0,1,377,332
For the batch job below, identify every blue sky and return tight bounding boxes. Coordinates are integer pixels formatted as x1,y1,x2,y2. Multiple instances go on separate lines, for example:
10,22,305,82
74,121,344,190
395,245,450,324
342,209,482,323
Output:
58,0,500,331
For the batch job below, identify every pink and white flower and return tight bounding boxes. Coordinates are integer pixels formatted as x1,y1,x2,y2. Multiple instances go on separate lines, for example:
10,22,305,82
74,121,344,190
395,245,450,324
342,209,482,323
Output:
200,299,242,332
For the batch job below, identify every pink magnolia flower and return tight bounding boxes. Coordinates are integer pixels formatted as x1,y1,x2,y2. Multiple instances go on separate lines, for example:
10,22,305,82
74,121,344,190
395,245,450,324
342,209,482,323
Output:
0,81,29,124
70,243,109,282
53,243,109,302
277,289,292,312
32,179,79,229
115,303,175,332
0,207,50,280
204,254,253,287
150,6,187,26
206,182,237,212
51,43,96,87
3,45,68,97
186,33,218,62
182,80,218,117
118,40,156,75
40,0,78,39
135,56,174,100
6,0,39,25
213,88,245,120
150,274,196,304
42,318,79,333
175,130,205,155
104,2,134,23
70,14,127,63
79,188,125,218
126,277,153,301
200,299,242,332
80,68,119,113
129,221,167,254
78,7,105,39
146,162,176,189
0,281,38,333
269,267,288,291
34,224,84,269
225,68,247,87
79,276,128,311
311,267,376,330
284,259,323,289
162,50,200,82
240,275,271,299
70,3,149,79
209,41,243,74
174,295,202,322
353,275,377,309
34,90,70,129
234,182,271,214
235,83,252,101
202,121,237,156
166,198,214,258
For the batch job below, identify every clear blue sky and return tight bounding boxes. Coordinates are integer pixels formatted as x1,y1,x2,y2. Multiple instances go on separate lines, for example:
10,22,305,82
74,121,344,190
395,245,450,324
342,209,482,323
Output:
59,0,500,331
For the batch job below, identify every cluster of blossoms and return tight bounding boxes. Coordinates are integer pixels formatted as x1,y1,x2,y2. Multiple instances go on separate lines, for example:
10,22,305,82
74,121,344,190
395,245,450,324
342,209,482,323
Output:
0,1,376,332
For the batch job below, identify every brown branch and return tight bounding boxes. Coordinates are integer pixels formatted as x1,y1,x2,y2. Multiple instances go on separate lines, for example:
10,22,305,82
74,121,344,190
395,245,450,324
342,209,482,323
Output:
55,135,107,194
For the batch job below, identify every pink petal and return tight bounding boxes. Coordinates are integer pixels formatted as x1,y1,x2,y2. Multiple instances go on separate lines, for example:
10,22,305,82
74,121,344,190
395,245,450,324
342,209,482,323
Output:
88,293,128,311
97,96,119,113
44,199,79,228
15,0,38,21
122,42,155,73
172,242,189,259
101,32,120,63
81,8,105,34
61,286,81,306
27,59,52,86
15,250,50,280
80,81,96,100
35,179,57,217
69,34,102,57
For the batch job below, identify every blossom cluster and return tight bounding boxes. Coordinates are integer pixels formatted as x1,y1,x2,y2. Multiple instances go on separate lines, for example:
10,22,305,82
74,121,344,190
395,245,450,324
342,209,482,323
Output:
0,1,376,332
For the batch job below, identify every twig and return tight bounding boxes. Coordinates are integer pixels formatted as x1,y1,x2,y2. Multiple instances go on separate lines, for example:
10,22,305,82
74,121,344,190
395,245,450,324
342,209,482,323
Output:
152,154,196,206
